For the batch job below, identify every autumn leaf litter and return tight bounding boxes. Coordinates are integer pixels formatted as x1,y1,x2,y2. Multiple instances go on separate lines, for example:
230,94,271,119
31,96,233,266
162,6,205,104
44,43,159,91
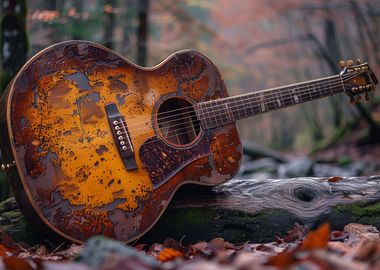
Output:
0,223,379,269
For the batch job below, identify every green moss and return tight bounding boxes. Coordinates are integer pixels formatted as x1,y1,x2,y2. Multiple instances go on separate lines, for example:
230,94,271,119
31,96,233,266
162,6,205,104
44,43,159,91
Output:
337,156,353,166
334,201,380,217
330,201,380,230
0,196,15,214
311,124,348,154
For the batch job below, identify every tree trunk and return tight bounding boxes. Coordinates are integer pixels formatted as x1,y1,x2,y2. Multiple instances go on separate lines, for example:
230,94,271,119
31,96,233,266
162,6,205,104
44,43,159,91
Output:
103,0,116,50
142,176,380,243
0,0,28,201
1,176,379,245
136,0,149,66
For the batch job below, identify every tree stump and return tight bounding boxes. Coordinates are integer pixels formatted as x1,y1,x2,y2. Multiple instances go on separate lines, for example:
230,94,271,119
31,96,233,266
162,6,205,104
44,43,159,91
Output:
1,176,379,245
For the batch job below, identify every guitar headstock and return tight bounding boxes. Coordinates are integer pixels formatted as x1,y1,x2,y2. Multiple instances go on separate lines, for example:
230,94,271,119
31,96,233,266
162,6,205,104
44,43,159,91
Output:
339,59,378,103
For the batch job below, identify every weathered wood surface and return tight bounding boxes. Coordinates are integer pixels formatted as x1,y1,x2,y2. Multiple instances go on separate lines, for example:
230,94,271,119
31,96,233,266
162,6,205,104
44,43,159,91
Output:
142,175,380,243
1,176,380,245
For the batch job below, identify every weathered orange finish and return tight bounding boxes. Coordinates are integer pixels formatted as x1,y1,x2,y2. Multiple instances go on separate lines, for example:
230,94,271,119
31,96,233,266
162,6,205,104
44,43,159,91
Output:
0,41,242,243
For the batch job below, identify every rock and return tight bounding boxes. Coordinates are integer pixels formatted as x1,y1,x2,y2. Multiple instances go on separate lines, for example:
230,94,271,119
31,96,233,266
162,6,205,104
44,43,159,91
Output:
238,158,278,177
278,157,314,178
242,140,289,163
312,163,355,177
76,237,160,270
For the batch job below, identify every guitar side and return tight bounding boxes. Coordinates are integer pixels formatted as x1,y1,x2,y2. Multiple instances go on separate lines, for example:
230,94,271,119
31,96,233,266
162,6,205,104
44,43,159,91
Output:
0,41,242,243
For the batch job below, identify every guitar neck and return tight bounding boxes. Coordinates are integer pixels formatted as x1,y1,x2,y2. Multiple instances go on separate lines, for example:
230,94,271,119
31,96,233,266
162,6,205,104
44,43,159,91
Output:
197,74,346,129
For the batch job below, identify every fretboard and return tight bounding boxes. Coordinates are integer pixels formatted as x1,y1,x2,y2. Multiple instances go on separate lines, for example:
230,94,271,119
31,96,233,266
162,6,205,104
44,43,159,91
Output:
196,74,345,129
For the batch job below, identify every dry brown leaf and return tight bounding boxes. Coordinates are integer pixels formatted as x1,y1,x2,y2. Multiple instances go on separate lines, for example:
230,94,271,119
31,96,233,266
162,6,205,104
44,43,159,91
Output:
327,241,354,254
265,249,298,268
55,244,83,259
351,238,380,262
0,244,14,257
282,223,306,243
330,230,349,241
325,176,343,182
266,223,332,268
300,223,331,251
157,247,183,262
3,256,33,270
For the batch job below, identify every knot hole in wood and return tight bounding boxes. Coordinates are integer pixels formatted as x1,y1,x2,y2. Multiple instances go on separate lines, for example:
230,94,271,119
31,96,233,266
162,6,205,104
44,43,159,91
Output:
293,187,318,202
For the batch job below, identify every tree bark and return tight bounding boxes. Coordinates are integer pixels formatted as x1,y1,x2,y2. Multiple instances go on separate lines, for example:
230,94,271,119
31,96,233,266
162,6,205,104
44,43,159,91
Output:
0,0,28,201
142,176,380,243
1,176,379,245
136,0,149,66
103,0,116,50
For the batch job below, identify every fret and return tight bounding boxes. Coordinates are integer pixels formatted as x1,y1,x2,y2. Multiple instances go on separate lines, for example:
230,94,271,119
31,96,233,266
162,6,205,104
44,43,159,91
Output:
196,74,345,129
265,91,276,111
327,77,334,96
213,100,223,126
306,82,313,102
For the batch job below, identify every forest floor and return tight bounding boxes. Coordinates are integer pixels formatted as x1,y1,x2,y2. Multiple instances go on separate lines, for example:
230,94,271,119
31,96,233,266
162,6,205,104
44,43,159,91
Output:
0,222,379,270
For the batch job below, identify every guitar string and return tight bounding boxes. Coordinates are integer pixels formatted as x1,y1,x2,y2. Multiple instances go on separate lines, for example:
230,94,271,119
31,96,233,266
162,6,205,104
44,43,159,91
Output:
116,74,361,141
117,83,345,146
112,72,361,133
111,72,360,135
112,73,351,129
114,77,358,147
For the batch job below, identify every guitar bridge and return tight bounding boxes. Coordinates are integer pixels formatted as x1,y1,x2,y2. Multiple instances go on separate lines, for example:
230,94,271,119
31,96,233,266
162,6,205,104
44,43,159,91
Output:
105,103,137,171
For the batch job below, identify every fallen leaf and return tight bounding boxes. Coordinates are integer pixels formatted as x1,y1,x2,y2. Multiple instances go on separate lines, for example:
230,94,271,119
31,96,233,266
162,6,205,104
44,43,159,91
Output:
327,241,354,254
330,230,348,241
265,249,298,268
0,244,13,256
3,256,33,270
55,244,83,259
325,176,343,182
300,223,330,251
282,223,306,243
157,248,183,262
351,238,380,262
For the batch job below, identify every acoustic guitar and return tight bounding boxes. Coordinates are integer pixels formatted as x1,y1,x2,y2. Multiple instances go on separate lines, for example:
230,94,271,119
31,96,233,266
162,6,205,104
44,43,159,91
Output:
0,41,377,243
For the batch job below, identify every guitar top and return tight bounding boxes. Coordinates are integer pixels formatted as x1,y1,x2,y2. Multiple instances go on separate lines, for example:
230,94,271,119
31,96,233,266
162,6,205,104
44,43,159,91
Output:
0,41,242,243
0,40,377,244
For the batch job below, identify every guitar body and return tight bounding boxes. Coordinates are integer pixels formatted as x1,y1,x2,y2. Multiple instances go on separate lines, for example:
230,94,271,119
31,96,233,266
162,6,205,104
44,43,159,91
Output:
0,41,242,243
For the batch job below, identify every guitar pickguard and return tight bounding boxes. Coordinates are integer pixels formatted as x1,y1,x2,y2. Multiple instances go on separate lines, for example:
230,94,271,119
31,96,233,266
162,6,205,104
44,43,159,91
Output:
139,134,212,188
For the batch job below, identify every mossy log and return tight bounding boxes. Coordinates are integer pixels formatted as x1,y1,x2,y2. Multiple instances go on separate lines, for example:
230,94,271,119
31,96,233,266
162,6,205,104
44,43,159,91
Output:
1,176,380,245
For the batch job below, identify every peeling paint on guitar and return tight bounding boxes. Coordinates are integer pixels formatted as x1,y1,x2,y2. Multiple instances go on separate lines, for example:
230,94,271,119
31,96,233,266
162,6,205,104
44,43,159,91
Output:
0,41,242,243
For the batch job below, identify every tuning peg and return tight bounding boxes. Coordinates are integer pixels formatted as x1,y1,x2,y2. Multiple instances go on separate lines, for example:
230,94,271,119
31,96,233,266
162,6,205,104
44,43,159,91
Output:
338,60,346,68
356,59,361,65
365,92,370,101
350,97,356,104
356,95,363,103
346,59,354,67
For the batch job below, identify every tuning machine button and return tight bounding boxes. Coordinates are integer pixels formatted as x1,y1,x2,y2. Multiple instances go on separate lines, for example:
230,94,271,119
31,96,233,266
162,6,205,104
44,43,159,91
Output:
356,59,361,65
346,59,354,67
365,93,370,101
338,60,346,68
0,161,16,172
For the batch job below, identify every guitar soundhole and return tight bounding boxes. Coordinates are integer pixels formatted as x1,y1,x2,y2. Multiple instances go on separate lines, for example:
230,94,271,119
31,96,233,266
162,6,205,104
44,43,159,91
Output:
156,97,201,146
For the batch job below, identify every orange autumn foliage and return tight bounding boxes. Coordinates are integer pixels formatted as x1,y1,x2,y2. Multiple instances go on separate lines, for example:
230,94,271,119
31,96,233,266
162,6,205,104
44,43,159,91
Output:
267,223,331,268
157,248,183,262
300,223,331,251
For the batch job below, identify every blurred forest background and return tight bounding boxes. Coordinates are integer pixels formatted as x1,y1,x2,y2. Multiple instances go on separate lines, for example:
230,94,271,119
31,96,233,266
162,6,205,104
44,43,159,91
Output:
1,0,380,199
